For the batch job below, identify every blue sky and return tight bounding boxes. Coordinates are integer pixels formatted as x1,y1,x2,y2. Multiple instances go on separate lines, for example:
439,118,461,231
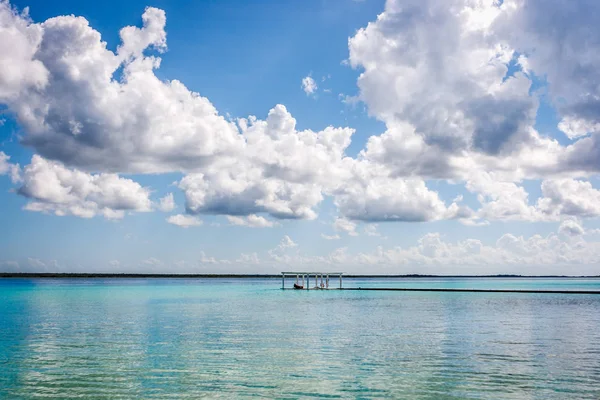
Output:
1,0,600,274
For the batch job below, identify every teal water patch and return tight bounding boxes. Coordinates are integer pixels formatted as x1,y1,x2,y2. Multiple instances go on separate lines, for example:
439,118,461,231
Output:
1,278,599,398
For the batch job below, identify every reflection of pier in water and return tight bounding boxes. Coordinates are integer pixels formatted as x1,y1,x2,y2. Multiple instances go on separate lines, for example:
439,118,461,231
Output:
281,272,343,290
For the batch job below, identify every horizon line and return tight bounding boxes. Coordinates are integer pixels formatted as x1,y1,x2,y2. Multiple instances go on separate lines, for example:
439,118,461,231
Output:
1,273,600,278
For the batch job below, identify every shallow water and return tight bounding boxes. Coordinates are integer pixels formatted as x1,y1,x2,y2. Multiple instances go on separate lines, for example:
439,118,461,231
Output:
1,278,599,398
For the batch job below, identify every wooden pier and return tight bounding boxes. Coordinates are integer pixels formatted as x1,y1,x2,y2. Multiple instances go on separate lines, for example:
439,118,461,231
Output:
281,272,343,290
280,273,600,294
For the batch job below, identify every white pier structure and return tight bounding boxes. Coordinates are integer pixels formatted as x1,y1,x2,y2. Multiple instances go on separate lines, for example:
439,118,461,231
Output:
281,272,344,290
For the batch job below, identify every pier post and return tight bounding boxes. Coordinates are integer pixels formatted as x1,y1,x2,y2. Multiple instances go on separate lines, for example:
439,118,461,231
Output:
282,274,284,289
339,274,342,289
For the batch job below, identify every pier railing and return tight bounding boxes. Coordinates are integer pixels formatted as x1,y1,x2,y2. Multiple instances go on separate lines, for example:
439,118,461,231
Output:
281,272,343,290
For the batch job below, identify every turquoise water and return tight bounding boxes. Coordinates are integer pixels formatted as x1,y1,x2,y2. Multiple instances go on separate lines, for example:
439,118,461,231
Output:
1,278,600,399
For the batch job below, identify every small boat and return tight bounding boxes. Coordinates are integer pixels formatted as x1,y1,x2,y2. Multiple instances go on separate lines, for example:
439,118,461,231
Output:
293,283,304,289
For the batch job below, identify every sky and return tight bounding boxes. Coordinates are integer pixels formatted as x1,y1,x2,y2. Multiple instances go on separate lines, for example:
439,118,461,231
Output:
1,0,600,275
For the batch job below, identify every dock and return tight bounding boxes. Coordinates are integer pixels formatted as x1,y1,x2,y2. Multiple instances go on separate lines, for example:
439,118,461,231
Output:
281,272,344,290
280,272,600,294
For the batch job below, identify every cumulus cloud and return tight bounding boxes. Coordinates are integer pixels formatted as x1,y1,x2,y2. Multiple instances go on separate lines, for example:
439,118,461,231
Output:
179,104,353,220
466,171,539,222
259,228,600,274
142,257,162,266
333,217,358,236
0,151,21,183
268,235,299,264
558,117,600,140
301,75,317,95
2,0,600,233
166,213,202,228
466,175,600,223
495,0,600,138
27,257,46,268
364,224,380,237
537,179,600,219
332,160,469,222
0,4,362,223
321,233,341,240
0,2,48,100
279,235,297,249
17,155,152,219
157,192,175,212
348,0,536,159
558,219,585,237
0,2,242,174
236,252,260,265
226,214,276,228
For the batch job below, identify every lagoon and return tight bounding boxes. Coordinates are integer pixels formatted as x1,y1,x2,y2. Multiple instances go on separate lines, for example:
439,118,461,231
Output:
1,277,599,398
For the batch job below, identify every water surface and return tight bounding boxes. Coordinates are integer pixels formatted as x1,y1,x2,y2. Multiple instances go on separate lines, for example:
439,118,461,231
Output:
1,278,599,398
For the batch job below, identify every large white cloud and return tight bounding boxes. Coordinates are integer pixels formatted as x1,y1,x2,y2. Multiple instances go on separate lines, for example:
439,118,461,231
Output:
343,0,600,223
537,179,600,219
2,0,600,228
496,0,600,137
348,0,536,158
0,2,243,174
332,158,470,222
17,155,152,219
178,104,353,220
0,2,47,100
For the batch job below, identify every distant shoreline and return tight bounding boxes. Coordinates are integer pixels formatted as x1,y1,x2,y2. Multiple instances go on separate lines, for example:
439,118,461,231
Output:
1,273,599,279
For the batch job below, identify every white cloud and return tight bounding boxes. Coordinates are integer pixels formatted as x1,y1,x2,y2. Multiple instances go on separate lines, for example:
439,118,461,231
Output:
466,171,538,222
558,219,585,237
301,75,317,95
332,160,469,222
27,257,46,268
259,228,600,274
495,0,600,144
2,0,600,233
348,0,536,158
0,2,48,101
279,235,297,249
142,257,162,266
226,214,276,228
166,213,202,228
179,104,353,221
466,175,600,223
364,224,380,237
333,217,358,236
157,192,175,212
117,6,166,59
0,3,243,174
558,117,600,140
0,260,19,272
0,151,21,183
321,233,341,240
0,151,10,175
236,252,260,265
537,179,600,219
199,251,217,264
18,155,152,219
268,235,299,264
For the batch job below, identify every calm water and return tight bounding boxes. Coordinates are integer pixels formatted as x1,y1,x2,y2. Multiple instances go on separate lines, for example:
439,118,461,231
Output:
1,278,600,399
